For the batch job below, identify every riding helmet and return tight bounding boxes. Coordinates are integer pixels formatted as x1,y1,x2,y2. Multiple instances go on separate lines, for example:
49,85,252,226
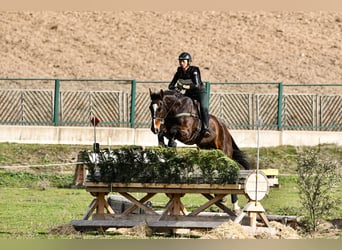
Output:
178,52,192,62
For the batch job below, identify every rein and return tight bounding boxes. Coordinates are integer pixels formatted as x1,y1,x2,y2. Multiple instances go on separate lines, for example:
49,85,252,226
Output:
158,96,199,121
152,97,177,124
174,112,198,118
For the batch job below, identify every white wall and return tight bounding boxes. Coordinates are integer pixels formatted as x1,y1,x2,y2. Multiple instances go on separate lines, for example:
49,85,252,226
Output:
1,125,341,148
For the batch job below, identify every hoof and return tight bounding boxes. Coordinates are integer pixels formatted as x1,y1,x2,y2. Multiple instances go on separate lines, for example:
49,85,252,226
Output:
232,202,240,215
234,208,241,215
219,197,227,203
168,140,177,148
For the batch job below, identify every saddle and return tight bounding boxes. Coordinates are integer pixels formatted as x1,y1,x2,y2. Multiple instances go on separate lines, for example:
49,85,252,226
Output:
169,89,203,129
172,92,201,121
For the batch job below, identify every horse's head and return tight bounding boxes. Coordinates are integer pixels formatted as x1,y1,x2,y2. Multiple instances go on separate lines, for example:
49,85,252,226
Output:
149,89,167,134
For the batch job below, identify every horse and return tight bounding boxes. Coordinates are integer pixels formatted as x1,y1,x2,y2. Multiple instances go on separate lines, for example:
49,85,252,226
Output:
149,89,250,213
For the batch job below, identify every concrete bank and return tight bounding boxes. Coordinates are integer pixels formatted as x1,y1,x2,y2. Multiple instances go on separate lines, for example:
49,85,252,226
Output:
0,125,341,147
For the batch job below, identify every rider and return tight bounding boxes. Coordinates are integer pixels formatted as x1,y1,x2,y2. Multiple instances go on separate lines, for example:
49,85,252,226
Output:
168,52,211,138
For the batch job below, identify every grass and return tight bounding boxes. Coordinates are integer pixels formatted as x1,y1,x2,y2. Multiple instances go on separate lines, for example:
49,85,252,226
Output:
0,142,88,167
1,142,341,175
244,144,342,174
0,173,341,239
0,186,90,239
0,142,341,239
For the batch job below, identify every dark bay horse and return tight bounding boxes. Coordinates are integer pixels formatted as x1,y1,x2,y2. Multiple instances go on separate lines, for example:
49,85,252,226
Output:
149,89,250,212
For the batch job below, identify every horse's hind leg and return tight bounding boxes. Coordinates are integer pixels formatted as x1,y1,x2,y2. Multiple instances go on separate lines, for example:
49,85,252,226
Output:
231,194,240,213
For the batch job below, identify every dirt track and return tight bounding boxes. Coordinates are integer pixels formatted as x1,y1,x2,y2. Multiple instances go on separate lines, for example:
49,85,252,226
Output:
0,11,341,93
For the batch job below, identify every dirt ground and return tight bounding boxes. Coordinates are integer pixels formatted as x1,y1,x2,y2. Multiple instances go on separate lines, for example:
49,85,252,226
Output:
50,219,342,239
0,11,341,94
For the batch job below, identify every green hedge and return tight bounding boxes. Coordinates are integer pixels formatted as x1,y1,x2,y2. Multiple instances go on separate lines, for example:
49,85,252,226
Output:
83,146,240,184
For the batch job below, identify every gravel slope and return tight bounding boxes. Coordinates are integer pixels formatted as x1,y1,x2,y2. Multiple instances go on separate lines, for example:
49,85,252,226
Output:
0,11,341,92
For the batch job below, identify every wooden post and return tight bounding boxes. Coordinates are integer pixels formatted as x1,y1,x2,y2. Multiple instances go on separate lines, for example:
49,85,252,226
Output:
234,201,271,228
97,192,105,214
249,211,257,228
73,163,85,186
82,192,114,220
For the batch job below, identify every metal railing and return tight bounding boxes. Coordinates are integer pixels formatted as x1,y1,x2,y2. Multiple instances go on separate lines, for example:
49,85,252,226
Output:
0,78,341,131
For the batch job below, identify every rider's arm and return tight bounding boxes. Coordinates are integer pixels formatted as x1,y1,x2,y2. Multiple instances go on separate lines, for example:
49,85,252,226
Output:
168,67,181,90
189,66,202,90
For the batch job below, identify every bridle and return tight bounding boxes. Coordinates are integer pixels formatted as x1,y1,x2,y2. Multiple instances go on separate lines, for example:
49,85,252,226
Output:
151,97,177,125
150,91,200,138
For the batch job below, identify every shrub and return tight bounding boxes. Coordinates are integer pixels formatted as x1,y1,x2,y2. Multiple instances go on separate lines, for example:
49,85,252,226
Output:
84,146,240,184
296,148,341,232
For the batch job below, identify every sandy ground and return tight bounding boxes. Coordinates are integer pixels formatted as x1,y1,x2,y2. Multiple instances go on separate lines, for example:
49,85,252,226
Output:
0,11,341,94
50,219,342,239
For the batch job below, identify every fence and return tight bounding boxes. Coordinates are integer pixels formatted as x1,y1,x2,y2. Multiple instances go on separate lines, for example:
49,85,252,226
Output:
0,78,341,131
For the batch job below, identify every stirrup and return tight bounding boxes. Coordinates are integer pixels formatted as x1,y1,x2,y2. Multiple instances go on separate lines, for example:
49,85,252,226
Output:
203,129,210,138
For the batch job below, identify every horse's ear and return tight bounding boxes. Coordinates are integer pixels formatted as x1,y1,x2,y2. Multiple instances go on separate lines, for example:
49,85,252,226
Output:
160,89,164,98
149,88,152,97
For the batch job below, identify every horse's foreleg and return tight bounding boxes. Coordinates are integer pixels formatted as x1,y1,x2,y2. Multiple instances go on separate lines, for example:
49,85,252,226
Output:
168,139,177,147
167,126,178,147
157,131,166,147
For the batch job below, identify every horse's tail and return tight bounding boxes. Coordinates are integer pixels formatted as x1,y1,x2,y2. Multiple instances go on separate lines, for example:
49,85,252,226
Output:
232,137,250,170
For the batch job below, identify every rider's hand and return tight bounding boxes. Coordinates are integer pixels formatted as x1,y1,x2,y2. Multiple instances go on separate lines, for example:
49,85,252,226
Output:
176,82,183,91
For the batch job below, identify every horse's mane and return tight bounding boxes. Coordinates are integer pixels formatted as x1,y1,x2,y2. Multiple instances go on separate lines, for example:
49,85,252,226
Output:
162,89,183,98
150,89,184,100
162,89,176,94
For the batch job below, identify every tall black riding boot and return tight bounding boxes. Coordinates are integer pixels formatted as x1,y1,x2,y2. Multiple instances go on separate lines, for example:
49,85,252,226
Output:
201,108,211,138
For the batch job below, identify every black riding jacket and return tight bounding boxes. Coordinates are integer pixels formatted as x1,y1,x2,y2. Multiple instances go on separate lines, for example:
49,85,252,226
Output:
168,65,209,123
168,66,204,95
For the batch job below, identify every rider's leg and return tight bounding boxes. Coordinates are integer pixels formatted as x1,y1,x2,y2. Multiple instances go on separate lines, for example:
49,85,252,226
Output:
200,106,211,137
199,90,210,137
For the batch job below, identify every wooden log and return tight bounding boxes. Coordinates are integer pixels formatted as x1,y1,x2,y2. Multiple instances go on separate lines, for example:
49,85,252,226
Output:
71,219,227,231
265,214,299,223
85,182,245,194
189,194,226,216
92,213,233,222
119,192,157,215
82,199,98,220
201,193,236,216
